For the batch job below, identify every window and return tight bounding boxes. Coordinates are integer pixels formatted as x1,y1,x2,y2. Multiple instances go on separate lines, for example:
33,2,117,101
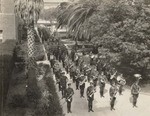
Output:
0,30,3,42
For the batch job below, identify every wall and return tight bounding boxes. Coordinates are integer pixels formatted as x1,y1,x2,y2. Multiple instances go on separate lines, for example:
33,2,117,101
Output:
0,0,17,42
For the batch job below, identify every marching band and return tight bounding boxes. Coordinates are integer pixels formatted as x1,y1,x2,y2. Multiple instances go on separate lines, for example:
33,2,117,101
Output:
52,52,142,113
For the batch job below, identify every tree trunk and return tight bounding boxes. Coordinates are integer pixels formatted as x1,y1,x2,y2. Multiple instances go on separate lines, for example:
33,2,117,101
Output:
26,25,40,105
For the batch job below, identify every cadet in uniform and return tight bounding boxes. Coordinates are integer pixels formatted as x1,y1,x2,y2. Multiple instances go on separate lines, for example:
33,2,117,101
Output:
86,81,95,112
117,74,126,95
75,72,80,90
131,74,142,108
60,72,68,99
65,83,74,113
109,82,118,110
56,69,62,91
99,72,107,97
79,75,86,98
79,75,87,98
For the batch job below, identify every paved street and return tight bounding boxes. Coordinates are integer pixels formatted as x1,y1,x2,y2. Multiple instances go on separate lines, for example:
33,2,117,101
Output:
54,68,150,116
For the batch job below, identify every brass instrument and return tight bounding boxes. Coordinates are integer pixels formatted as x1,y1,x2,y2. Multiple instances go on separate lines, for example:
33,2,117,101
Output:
80,76,87,85
66,93,74,102
117,76,126,85
88,90,96,98
110,71,117,79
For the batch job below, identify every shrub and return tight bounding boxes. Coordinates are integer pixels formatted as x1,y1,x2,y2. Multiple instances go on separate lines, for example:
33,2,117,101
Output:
8,94,27,108
26,68,42,107
34,70,63,116
0,40,16,104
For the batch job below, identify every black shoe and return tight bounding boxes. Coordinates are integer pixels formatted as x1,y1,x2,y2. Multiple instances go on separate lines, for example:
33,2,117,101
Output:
133,105,138,108
82,96,85,98
112,108,115,110
91,109,94,112
88,110,90,112
70,111,72,113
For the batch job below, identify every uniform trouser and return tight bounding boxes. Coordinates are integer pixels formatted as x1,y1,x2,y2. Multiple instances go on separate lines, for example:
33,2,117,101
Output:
110,97,116,108
67,101,72,112
80,84,85,96
132,94,139,106
70,74,73,79
73,76,76,83
100,84,105,96
65,66,69,74
61,87,66,98
58,82,61,91
62,60,65,68
88,99,93,110
76,81,79,89
94,81,97,88
119,85,123,94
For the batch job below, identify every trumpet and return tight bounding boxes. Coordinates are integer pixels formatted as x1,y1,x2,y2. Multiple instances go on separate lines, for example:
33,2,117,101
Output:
110,71,117,79
88,90,96,98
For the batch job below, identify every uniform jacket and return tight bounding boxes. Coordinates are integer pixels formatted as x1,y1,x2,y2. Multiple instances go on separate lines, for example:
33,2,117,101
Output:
60,76,68,87
86,86,95,100
131,83,140,94
109,86,118,97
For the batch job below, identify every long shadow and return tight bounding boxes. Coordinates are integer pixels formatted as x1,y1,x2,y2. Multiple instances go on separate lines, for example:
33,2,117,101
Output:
94,106,110,112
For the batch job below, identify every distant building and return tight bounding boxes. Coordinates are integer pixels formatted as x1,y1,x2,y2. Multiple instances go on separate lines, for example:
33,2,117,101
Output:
44,0,78,9
0,0,17,43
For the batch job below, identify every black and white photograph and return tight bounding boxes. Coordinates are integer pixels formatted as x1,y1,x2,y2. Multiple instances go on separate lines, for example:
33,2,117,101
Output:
0,0,150,116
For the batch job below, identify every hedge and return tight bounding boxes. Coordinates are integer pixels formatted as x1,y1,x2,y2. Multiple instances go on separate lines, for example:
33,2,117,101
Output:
34,69,63,116
0,40,16,115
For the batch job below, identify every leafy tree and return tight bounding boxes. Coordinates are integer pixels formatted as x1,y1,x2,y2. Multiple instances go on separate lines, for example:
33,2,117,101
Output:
87,0,150,83
56,0,150,83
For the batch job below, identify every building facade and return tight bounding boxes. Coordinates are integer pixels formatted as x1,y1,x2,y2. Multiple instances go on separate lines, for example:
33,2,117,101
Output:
44,0,78,9
0,0,17,42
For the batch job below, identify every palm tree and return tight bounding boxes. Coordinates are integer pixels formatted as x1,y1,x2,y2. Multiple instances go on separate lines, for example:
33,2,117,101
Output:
57,0,100,45
14,0,44,92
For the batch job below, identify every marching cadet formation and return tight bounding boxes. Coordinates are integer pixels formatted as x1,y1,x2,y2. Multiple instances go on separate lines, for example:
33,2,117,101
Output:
50,50,142,113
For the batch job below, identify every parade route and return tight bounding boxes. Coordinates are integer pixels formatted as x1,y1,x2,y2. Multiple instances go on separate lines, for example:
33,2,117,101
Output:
55,69,150,116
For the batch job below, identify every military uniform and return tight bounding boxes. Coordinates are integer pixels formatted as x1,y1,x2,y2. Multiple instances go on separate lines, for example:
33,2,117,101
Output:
86,83,95,112
65,85,74,113
109,85,118,110
79,75,86,97
69,64,75,79
60,75,68,98
55,69,62,91
75,73,80,90
64,56,69,74
117,75,126,95
99,74,106,97
131,82,141,107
